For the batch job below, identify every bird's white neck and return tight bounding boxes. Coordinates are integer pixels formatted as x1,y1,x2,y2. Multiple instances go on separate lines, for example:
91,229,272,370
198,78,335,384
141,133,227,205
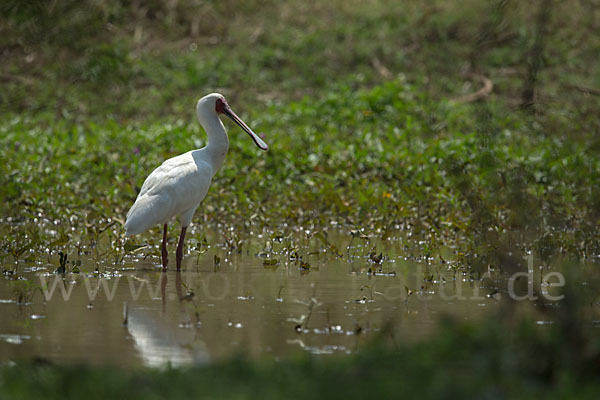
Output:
198,110,230,171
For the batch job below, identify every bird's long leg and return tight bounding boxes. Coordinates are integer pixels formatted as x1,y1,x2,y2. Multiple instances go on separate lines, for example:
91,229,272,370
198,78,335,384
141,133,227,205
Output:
162,224,169,269
176,226,187,271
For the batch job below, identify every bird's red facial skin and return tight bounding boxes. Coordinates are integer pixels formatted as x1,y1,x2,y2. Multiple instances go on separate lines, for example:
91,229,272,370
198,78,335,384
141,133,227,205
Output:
215,98,227,114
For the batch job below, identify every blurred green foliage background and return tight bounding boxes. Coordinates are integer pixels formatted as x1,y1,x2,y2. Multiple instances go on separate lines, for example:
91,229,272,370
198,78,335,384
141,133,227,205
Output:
1,0,599,120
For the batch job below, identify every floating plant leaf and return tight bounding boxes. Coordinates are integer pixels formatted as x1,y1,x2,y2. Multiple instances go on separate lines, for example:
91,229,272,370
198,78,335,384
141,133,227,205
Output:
124,243,147,253
263,259,279,266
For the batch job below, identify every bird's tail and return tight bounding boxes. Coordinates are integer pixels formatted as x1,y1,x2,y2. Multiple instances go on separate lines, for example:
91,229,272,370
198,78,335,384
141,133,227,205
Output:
124,194,169,235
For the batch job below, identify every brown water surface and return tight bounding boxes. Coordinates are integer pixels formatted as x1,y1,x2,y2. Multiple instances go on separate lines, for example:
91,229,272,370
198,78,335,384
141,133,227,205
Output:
0,230,523,367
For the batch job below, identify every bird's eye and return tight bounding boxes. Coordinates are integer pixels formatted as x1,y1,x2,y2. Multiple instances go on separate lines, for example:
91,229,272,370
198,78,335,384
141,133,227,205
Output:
215,98,226,114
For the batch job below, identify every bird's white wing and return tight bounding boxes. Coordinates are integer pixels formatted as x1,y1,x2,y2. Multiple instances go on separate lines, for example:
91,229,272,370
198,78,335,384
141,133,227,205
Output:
137,155,189,199
125,152,213,235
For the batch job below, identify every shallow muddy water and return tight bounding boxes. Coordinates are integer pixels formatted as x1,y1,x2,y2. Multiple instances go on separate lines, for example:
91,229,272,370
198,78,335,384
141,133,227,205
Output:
0,229,560,367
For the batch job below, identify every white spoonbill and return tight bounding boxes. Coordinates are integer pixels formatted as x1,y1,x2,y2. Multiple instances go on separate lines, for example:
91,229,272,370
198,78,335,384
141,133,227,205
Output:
124,93,268,270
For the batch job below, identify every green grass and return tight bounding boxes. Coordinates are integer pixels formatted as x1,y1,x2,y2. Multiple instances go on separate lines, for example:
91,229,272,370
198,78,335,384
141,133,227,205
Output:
2,2,598,262
2,0,599,120
1,79,599,270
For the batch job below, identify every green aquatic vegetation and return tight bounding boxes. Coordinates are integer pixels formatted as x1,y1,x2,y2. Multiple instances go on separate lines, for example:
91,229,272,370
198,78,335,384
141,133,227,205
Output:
55,251,68,274
1,0,599,275
9,279,41,306
223,231,244,254
0,81,600,274
262,259,279,267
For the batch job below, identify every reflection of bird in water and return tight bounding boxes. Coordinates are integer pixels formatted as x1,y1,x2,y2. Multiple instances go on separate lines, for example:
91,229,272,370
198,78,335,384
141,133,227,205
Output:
126,272,208,367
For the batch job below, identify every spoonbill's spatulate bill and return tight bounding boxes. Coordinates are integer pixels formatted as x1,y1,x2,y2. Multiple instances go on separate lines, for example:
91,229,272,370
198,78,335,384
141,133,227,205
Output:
124,93,268,270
